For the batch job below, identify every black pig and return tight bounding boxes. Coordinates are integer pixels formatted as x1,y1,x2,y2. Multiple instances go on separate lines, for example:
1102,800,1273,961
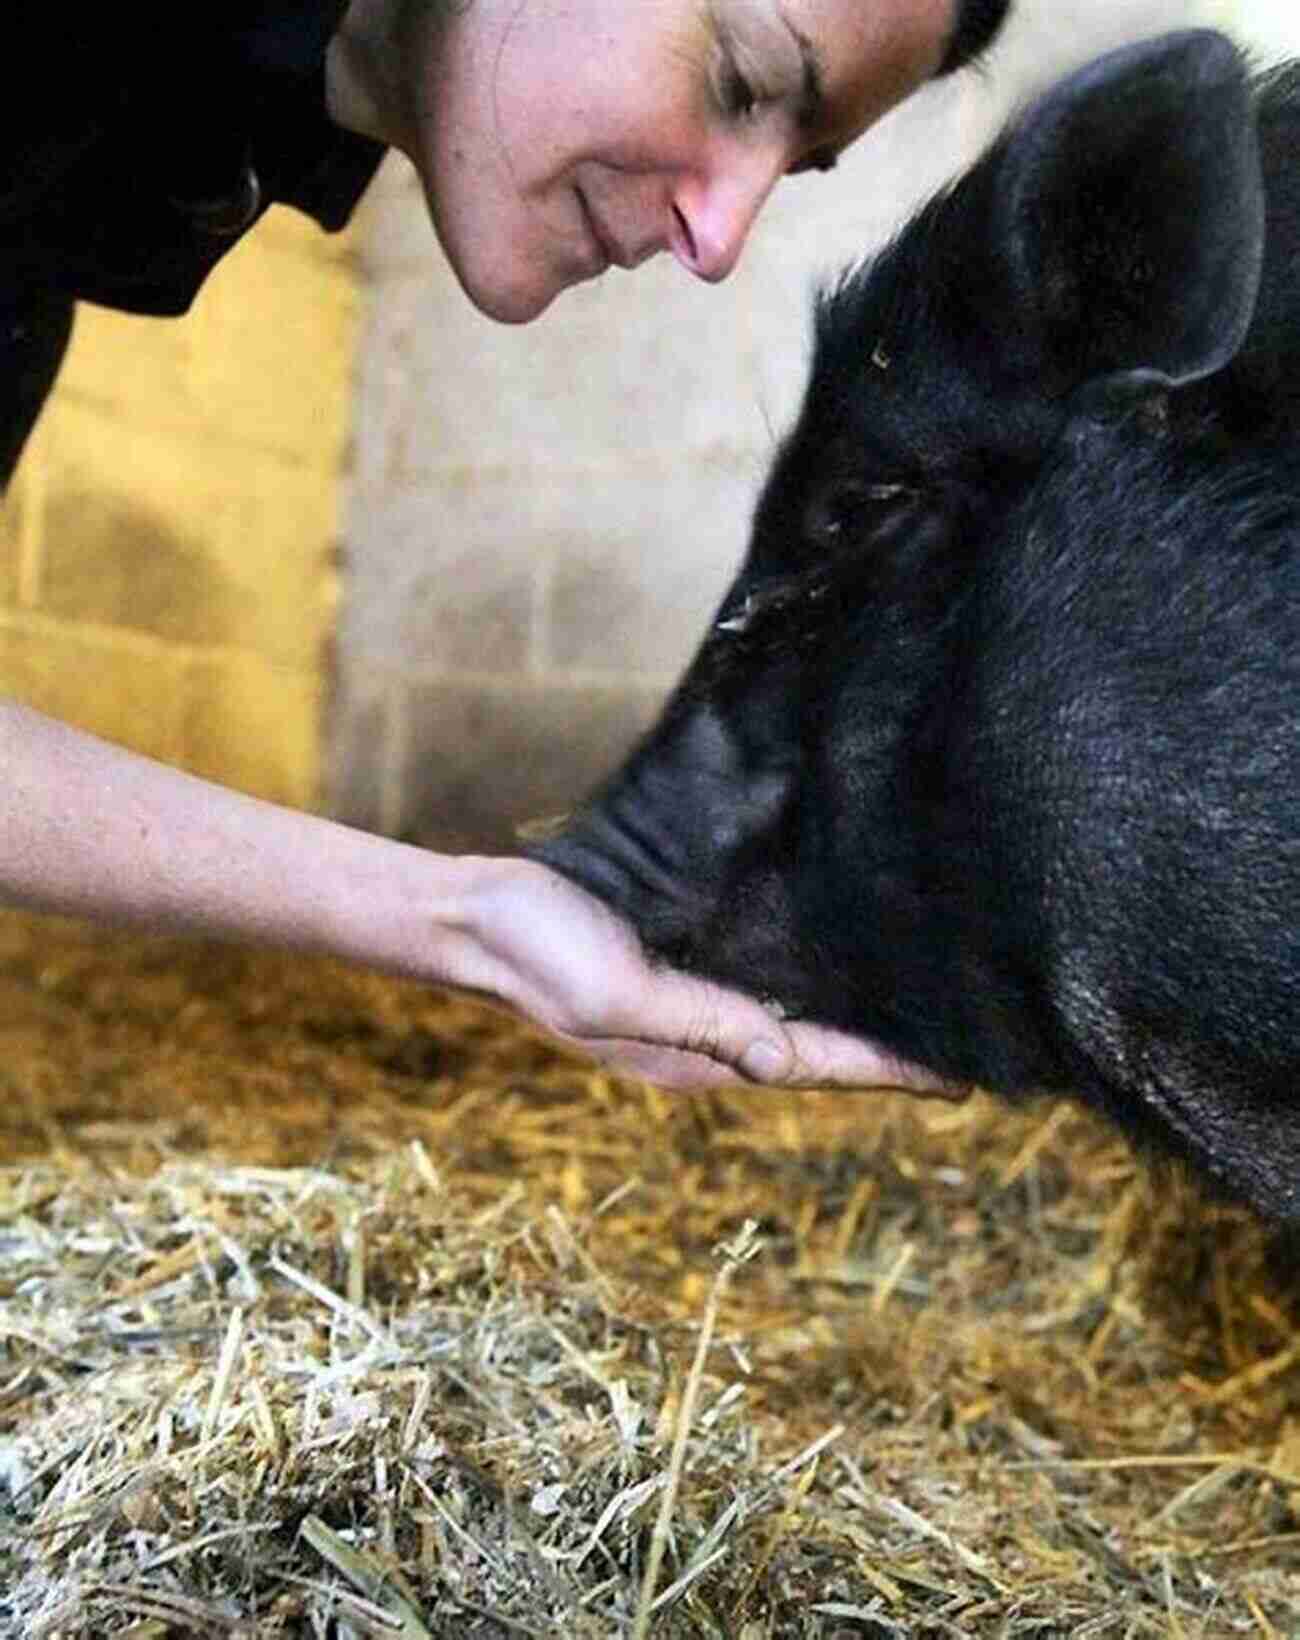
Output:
532,31,1300,1220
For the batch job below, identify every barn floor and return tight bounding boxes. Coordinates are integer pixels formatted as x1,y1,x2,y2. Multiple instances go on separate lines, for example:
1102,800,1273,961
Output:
3,907,1300,1637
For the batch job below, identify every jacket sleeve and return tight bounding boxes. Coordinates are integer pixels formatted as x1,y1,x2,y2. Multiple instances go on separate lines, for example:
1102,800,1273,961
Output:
0,1,385,318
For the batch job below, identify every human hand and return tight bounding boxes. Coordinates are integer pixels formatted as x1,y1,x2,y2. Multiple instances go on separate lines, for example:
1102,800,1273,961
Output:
439,857,965,1094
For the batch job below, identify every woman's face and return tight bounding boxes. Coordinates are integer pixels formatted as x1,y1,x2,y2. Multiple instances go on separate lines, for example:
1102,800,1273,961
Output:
396,0,954,322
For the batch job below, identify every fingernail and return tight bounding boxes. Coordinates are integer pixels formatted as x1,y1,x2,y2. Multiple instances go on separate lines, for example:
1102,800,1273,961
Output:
740,1039,788,1082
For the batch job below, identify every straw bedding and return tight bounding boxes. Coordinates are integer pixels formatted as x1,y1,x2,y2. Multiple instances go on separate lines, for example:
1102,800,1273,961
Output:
3,908,1300,1636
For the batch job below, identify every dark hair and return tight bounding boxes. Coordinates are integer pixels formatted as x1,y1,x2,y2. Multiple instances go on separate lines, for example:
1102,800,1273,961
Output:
937,0,1011,76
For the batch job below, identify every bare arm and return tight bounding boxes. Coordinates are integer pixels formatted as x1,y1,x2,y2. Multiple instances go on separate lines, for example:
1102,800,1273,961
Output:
0,699,954,1092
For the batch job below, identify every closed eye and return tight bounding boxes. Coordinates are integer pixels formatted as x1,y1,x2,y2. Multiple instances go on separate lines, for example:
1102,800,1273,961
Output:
714,42,762,121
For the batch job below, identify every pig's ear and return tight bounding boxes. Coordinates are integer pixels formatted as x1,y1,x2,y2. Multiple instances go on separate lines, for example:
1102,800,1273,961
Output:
995,29,1264,396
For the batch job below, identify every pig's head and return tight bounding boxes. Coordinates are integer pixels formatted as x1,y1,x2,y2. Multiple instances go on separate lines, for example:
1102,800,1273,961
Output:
531,30,1266,1079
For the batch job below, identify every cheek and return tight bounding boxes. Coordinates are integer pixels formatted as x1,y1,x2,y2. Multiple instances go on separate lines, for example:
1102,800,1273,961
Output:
433,12,582,189
428,181,570,323
499,14,714,172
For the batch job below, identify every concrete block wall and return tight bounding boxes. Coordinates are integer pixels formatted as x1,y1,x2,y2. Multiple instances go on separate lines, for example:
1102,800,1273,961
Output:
331,0,1219,853
1233,0,1300,57
0,206,360,811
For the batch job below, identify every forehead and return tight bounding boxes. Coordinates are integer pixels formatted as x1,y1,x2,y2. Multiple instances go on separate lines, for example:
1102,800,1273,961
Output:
779,0,954,160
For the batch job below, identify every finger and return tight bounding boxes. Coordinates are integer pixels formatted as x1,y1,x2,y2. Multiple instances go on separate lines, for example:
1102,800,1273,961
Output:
626,966,959,1094
598,965,799,1081
567,942,964,1098
579,1036,755,1091
780,1020,968,1097
579,1026,965,1099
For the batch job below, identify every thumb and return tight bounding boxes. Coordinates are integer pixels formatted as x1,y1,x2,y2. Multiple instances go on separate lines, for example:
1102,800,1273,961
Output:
780,1019,966,1095
618,964,963,1095
644,971,961,1092
620,967,799,1080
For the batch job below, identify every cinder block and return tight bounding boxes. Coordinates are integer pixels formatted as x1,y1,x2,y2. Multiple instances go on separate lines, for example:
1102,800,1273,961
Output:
337,474,540,677
0,475,30,609
184,232,360,466
540,460,754,678
393,675,665,852
0,201,359,811
59,235,359,468
1,416,52,612
257,200,363,270
0,614,187,764
55,307,198,432
980,0,1215,107
1220,0,1300,56
35,400,339,671
353,154,438,277
182,649,321,810
351,256,764,489
326,667,400,835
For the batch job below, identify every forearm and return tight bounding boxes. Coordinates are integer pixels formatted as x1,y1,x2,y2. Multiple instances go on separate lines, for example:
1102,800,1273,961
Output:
0,698,473,979
0,699,957,1093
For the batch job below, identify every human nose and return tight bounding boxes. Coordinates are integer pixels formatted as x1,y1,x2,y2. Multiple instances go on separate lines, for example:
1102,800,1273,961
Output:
668,149,787,283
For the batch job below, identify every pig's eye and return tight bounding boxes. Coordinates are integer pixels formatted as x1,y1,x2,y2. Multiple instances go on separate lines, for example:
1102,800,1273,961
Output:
806,480,917,548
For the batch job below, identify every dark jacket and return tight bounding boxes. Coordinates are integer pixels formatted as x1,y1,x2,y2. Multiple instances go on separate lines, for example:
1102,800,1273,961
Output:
1,3,386,480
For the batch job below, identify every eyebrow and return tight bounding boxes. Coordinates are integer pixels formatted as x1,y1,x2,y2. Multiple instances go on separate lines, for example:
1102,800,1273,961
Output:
789,27,838,172
792,27,827,133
